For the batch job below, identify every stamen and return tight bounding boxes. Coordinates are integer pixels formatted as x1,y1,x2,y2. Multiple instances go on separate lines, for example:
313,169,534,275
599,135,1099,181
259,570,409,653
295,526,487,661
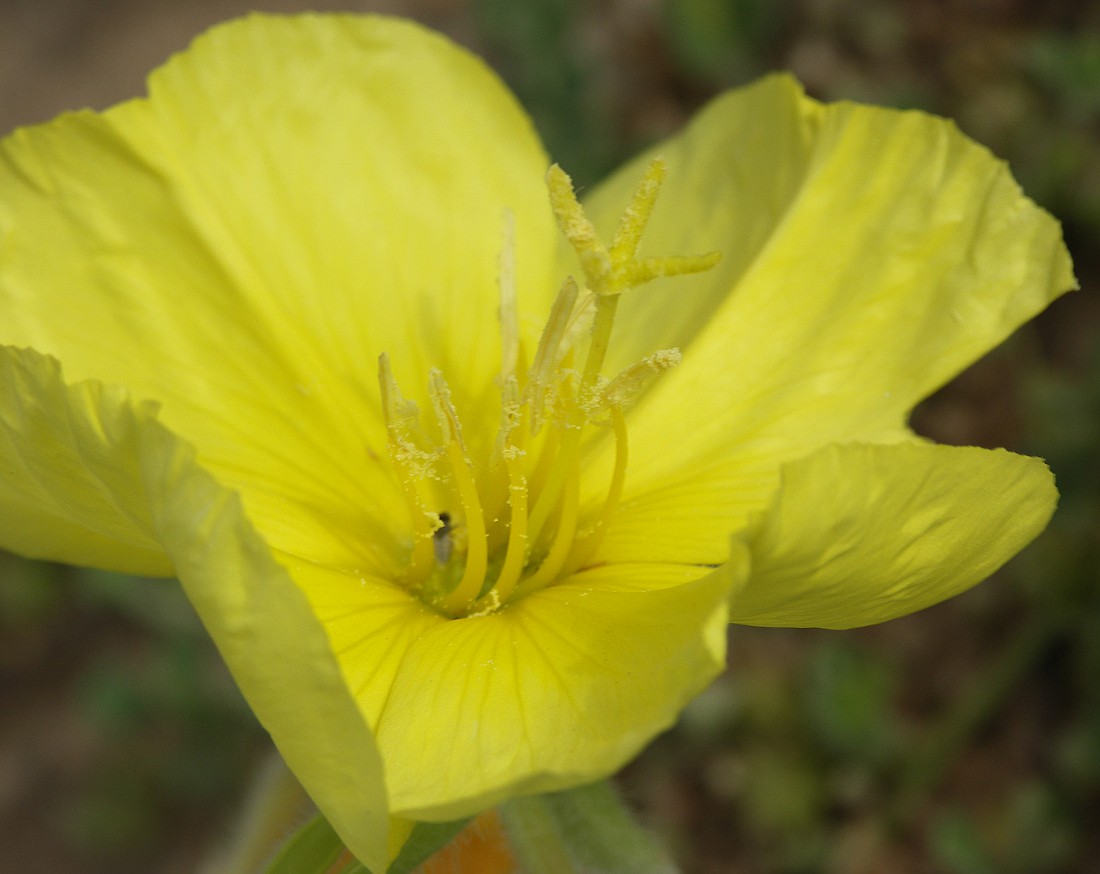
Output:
492,373,523,466
429,371,488,615
489,447,529,604
378,353,436,584
599,348,682,413
438,439,488,614
526,277,579,432
378,159,721,619
559,289,597,354
378,354,421,453
515,462,580,597
565,406,629,573
429,369,467,454
525,428,581,549
525,425,561,502
487,373,524,527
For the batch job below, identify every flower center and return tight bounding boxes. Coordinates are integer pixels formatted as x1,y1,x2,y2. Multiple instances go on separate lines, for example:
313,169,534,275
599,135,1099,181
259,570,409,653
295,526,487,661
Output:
379,159,718,618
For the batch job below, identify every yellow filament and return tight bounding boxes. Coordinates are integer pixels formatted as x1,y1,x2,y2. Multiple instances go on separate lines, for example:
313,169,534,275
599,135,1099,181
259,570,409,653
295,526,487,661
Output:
438,440,489,615
565,406,629,573
525,424,561,501
377,160,722,617
599,407,630,539
528,290,619,551
516,463,579,596
490,451,529,604
426,371,489,613
526,428,580,548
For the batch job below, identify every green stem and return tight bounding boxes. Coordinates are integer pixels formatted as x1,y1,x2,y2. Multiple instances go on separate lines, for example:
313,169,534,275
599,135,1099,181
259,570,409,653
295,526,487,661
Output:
500,780,678,874
201,749,314,874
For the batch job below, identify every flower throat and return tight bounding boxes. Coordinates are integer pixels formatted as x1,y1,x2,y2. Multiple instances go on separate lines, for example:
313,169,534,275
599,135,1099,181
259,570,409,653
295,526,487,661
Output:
379,159,718,618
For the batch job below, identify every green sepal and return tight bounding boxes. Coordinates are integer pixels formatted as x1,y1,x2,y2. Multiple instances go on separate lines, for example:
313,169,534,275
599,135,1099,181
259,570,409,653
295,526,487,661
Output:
388,818,474,873
264,814,346,874
500,780,679,873
264,813,472,874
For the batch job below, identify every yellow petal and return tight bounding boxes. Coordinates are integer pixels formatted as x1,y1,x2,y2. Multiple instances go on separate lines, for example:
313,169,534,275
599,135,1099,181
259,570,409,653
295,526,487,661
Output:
574,74,823,372
574,74,1072,566
141,434,393,872
577,73,1073,492
299,555,743,821
0,346,169,574
0,345,391,867
729,442,1057,629
0,13,557,575
590,452,767,566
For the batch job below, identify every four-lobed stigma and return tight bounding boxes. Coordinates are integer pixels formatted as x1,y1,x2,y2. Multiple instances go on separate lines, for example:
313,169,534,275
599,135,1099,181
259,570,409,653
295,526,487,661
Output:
378,158,720,618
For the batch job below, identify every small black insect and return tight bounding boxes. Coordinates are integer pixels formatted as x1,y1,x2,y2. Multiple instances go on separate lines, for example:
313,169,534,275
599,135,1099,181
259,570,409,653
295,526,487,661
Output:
433,511,453,564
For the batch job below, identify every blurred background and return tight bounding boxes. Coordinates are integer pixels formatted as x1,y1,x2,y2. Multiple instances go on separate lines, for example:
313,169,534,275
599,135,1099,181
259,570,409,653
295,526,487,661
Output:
0,1,1097,872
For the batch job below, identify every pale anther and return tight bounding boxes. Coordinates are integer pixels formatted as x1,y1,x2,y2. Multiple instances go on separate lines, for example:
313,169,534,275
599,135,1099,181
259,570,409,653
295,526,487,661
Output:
526,277,579,432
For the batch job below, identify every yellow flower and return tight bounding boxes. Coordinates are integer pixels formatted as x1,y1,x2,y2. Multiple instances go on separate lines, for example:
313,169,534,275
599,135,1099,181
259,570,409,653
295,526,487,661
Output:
0,13,1075,870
